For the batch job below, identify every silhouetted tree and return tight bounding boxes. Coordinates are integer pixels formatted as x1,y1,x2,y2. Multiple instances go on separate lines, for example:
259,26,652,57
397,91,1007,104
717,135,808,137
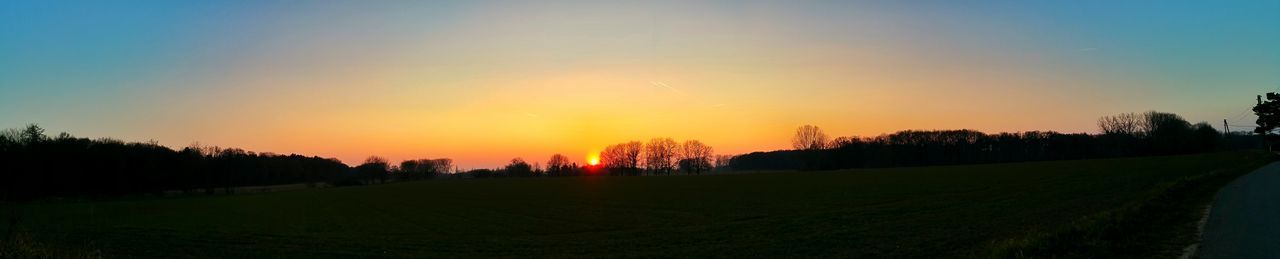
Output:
601,144,626,175
430,159,453,177
1099,112,1143,136
792,125,830,169
547,154,572,176
677,140,714,175
644,138,678,175
357,156,390,184
621,141,643,175
395,158,452,181
398,160,422,180
1191,122,1221,152
601,141,644,176
504,158,535,177
0,128,20,144
713,154,734,171
1142,111,1194,154
1098,112,1144,156
792,125,828,150
1255,92,1280,150
18,124,45,145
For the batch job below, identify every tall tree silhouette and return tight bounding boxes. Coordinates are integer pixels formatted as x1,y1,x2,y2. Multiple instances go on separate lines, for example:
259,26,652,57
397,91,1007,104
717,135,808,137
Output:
678,140,714,175
601,144,625,175
644,138,678,175
505,158,534,177
547,154,572,176
622,141,643,175
1141,111,1194,154
792,125,828,150
601,141,644,176
1255,92,1280,150
18,124,46,145
357,156,390,184
792,125,829,170
1098,112,1144,156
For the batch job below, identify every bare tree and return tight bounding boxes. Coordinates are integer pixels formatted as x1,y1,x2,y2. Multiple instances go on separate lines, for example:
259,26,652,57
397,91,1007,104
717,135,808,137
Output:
604,141,643,176
621,141,643,175
601,144,624,173
792,125,829,150
601,142,642,176
830,136,860,148
1140,111,1191,136
429,159,453,176
678,140,714,175
0,128,24,145
1098,112,1142,136
713,154,734,171
364,156,388,165
547,154,571,176
644,138,678,175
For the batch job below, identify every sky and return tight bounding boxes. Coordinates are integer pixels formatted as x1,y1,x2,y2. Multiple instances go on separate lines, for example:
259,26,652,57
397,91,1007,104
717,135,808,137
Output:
1,1,1277,168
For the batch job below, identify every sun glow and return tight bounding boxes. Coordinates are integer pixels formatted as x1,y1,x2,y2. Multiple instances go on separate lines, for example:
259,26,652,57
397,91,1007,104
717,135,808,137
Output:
587,153,600,166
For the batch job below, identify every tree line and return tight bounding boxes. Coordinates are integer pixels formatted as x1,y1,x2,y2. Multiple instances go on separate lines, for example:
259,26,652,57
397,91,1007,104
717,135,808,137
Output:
435,138,723,179
341,156,455,186
598,138,718,176
0,125,349,201
731,111,1261,171
0,124,476,201
2,109,1266,201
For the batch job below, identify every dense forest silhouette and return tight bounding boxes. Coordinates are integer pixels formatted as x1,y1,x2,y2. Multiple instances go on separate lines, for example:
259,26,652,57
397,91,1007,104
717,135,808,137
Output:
0,110,1265,201
734,111,1260,170
0,125,349,201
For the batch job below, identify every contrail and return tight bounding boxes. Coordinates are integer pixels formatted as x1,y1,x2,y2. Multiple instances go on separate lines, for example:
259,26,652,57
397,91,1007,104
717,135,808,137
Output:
650,81,684,94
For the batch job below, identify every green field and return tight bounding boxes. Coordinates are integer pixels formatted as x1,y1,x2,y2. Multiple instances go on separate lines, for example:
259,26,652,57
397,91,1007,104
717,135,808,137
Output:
3,151,1272,258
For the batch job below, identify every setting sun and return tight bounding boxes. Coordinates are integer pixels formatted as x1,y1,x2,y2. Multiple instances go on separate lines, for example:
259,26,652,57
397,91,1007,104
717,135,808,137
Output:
587,154,600,166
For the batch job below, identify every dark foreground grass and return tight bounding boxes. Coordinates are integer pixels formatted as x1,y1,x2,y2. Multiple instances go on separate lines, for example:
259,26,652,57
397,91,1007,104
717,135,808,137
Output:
987,151,1276,258
1,151,1272,258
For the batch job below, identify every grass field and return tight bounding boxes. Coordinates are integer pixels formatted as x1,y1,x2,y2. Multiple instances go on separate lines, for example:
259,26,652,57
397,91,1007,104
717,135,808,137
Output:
2,151,1273,258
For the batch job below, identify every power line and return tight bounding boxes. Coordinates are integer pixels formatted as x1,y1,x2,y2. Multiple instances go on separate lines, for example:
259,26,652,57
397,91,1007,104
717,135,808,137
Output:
1229,108,1252,122
1227,117,1255,125
1222,85,1278,133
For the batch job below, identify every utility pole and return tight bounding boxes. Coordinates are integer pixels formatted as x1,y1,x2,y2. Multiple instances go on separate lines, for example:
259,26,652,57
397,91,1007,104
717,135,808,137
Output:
1224,119,1230,136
